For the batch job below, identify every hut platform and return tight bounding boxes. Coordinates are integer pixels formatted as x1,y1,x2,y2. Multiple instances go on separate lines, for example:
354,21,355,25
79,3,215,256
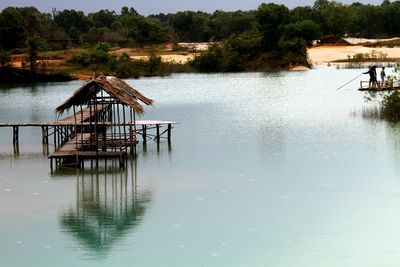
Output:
0,120,177,155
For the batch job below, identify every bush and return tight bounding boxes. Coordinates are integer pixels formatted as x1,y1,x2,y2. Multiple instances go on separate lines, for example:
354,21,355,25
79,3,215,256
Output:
190,44,224,72
0,50,10,67
95,42,110,52
69,50,113,70
382,91,400,121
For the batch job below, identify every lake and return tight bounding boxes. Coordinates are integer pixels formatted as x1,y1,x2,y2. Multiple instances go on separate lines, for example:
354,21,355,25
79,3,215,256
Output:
1,67,400,267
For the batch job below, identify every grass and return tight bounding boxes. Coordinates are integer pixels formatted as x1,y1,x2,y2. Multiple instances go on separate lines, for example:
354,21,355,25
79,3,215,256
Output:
363,38,400,48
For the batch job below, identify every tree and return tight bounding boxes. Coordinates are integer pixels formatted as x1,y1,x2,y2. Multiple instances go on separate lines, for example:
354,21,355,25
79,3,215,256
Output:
313,0,331,9
169,11,210,41
0,7,26,50
209,10,257,40
26,37,43,74
121,7,139,16
88,10,116,29
283,20,322,41
256,3,290,50
0,51,11,67
54,9,90,39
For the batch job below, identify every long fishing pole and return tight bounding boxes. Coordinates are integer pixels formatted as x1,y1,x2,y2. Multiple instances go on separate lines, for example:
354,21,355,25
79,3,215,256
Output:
336,73,364,90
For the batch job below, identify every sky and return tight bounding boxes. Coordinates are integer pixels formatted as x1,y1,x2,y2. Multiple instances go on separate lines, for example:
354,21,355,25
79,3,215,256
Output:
0,0,385,15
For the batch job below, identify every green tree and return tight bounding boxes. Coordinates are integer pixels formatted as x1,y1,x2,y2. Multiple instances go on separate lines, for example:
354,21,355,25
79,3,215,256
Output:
88,10,116,29
81,27,110,44
256,3,290,50
54,9,90,39
169,11,210,41
0,7,26,50
0,51,11,67
26,36,43,74
209,10,257,40
283,20,322,42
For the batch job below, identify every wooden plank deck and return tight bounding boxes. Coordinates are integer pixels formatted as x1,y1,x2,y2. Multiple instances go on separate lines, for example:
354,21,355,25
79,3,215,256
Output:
50,132,136,157
54,133,92,154
358,80,400,91
0,120,178,127
49,151,127,159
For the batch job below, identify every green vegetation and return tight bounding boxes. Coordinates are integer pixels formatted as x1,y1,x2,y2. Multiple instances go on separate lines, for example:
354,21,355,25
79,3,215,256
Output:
364,63,400,122
67,46,192,78
2,0,400,82
364,90,400,122
382,91,400,121
337,50,389,63
364,39,400,48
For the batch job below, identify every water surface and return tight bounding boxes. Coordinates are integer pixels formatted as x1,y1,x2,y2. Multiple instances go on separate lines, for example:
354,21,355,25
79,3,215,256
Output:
1,68,400,267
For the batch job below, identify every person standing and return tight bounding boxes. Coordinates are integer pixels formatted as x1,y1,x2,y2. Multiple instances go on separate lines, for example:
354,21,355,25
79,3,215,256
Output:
380,67,386,86
364,65,380,88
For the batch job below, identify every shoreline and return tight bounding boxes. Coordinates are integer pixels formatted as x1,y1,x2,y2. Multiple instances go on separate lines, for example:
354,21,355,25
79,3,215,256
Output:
3,44,400,83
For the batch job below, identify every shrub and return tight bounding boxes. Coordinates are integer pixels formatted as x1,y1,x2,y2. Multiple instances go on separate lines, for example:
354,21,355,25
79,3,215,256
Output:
382,91,400,121
190,44,224,72
0,50,11,67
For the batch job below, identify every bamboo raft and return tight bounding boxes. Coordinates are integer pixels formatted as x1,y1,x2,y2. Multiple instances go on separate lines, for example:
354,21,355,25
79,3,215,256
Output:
358,80,400,91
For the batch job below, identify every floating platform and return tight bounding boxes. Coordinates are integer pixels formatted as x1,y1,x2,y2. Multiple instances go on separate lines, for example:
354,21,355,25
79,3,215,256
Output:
358,80,400,91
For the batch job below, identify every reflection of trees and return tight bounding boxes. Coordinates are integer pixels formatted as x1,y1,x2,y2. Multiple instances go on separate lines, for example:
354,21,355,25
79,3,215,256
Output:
60,160,151,254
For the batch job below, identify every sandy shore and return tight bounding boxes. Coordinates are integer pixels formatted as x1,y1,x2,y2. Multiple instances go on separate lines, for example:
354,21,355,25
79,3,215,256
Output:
308,45,400,64
131,54,195,64
9,43,400,74
139,45,400,65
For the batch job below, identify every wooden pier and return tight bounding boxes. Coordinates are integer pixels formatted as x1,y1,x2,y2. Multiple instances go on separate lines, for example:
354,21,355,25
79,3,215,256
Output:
0,120,177,159
0,75,177,170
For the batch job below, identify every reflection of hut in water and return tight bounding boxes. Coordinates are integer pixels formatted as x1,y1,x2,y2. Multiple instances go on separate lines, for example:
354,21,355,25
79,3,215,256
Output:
50,75,153,168
60,162,151,253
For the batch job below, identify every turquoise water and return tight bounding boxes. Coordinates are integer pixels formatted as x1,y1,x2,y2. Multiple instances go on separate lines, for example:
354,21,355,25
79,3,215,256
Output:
2,68,400,266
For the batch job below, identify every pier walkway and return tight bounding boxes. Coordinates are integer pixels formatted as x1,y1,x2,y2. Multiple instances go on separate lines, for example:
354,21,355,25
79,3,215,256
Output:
0,120,178,155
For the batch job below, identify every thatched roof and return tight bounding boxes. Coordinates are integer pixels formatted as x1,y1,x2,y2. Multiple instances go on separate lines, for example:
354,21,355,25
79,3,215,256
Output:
55,75,153,115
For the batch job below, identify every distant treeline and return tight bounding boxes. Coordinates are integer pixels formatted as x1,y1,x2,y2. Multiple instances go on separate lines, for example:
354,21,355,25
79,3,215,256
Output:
1,0,399,78
1,0,400,51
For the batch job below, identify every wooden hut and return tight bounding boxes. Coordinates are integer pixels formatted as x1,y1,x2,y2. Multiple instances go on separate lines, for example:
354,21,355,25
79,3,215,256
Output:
50,75,153,168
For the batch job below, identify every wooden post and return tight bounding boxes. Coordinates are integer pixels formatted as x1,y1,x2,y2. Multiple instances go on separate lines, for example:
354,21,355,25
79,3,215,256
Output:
45,126,49,145
129,108,134,155
142,125,147,144
13,126,19,155
156,124,160,143
12,126,19,145
53,126,57,152
122,105,127,148
167,124,172,141
117,103,122,152
41,126,45,145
